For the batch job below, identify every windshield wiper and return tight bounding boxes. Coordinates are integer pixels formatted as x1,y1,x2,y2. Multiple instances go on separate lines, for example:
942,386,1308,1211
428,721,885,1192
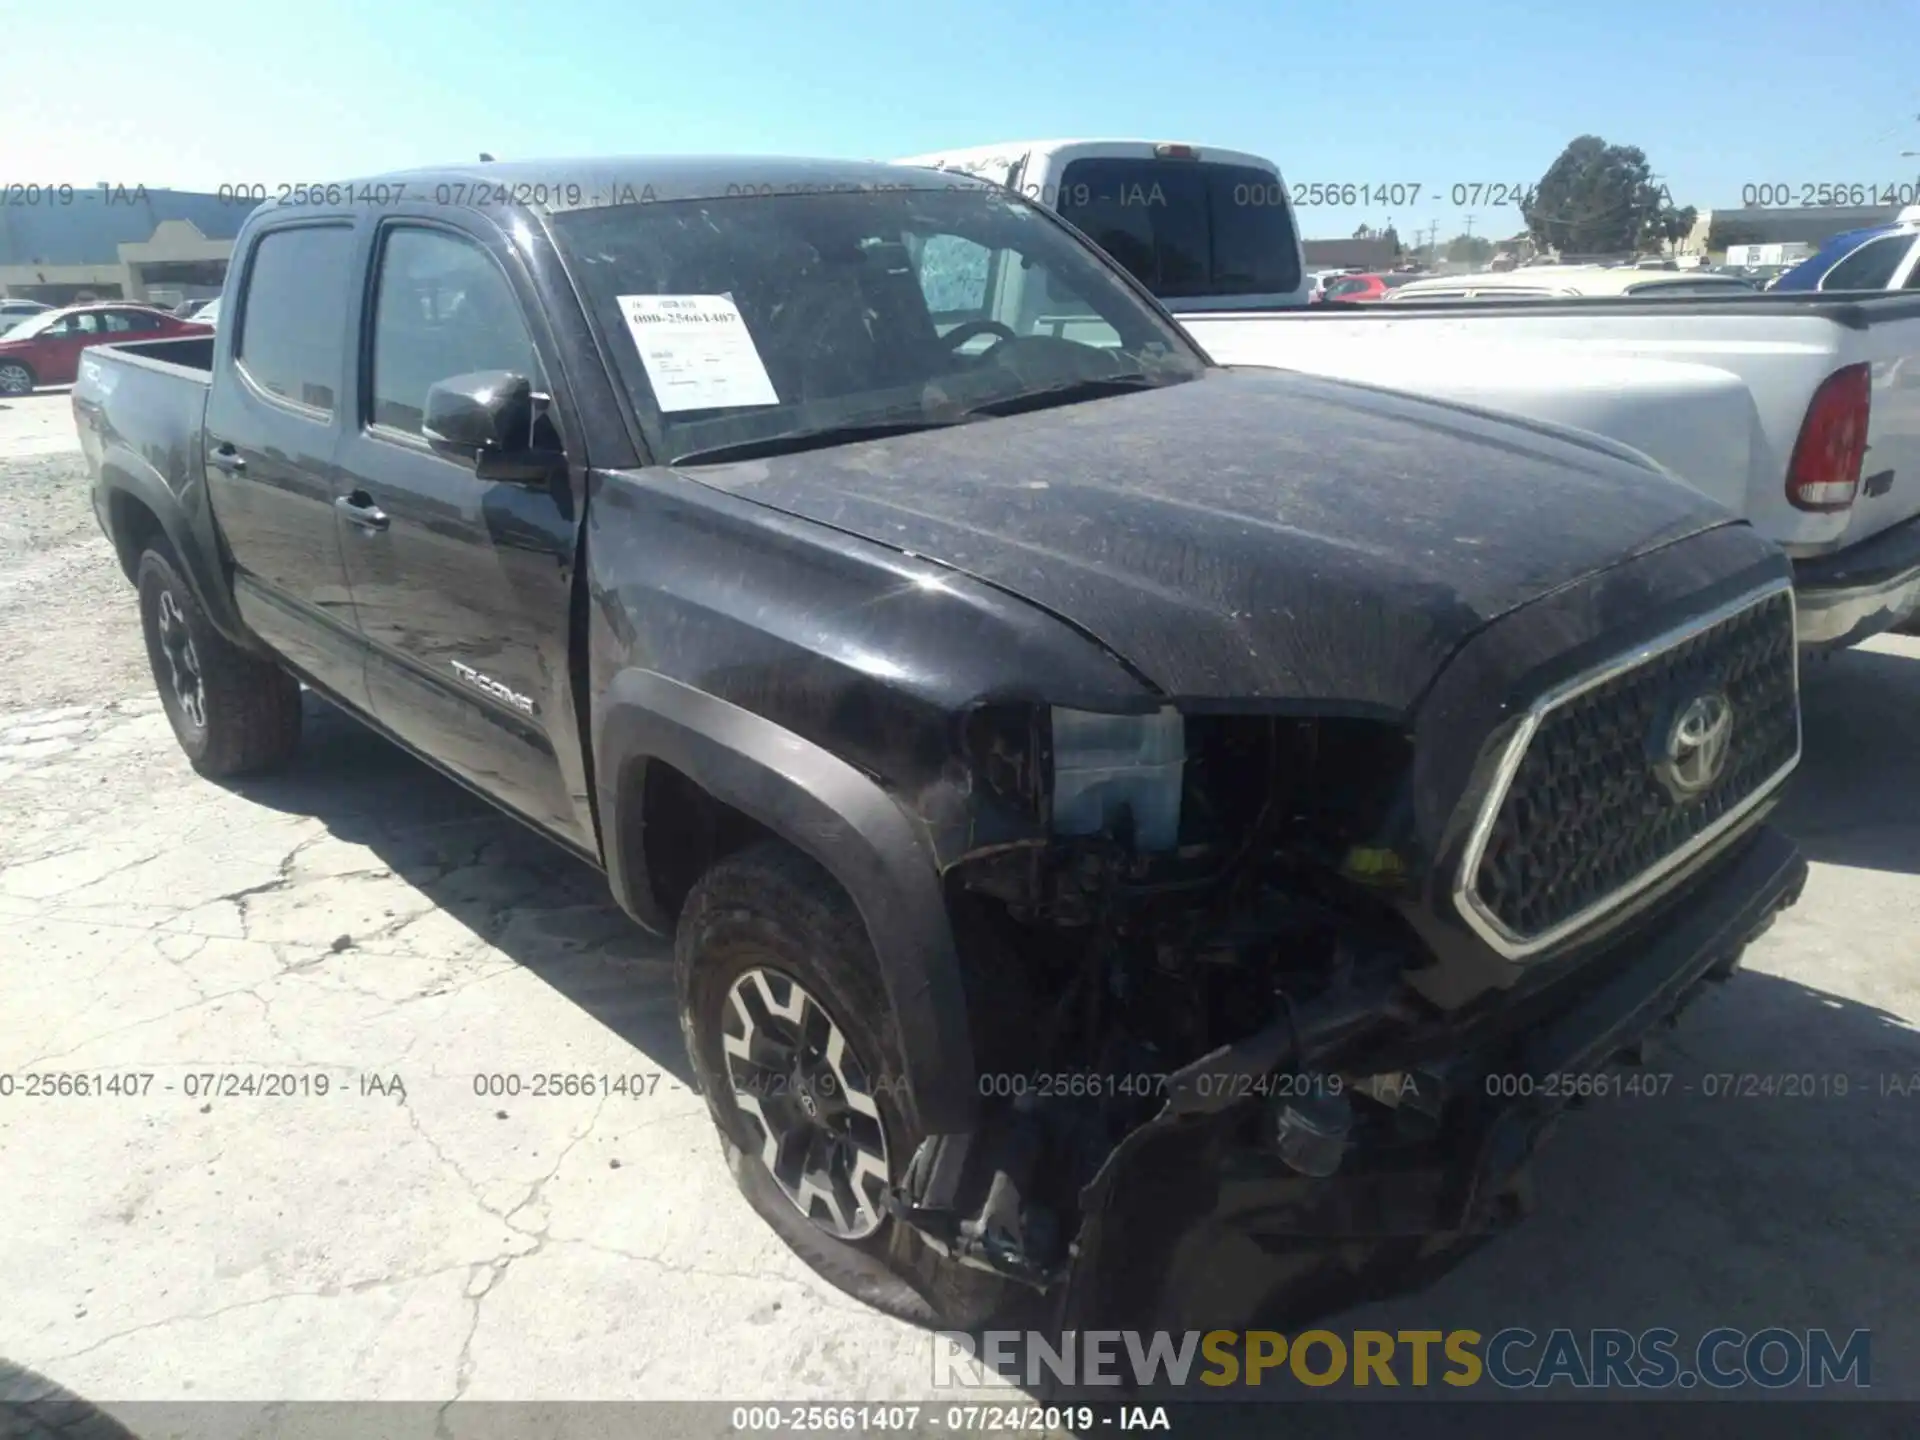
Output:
668,416,978,467
958,374,1169,419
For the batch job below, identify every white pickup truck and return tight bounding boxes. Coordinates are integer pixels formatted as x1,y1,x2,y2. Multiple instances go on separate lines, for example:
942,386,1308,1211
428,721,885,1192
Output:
893,139,1310,311
893,140,1920,651
1182,291,1920,651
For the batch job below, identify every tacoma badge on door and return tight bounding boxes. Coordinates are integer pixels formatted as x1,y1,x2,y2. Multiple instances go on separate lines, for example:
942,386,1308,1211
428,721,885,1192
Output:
450,659,535,715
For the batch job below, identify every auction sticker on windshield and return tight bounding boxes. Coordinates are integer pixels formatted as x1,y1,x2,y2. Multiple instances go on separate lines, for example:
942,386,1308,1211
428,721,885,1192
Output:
617,294,779,412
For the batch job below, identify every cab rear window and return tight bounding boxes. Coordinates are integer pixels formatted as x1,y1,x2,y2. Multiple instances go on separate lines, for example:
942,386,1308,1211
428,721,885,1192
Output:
1055,159,1301,300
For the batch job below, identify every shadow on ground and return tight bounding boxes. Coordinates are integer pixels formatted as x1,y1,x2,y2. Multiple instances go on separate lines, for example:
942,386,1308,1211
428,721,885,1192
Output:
1775,640,1920,874
222,694,692,1086
1,1359,142,1440
201,646,1920,1413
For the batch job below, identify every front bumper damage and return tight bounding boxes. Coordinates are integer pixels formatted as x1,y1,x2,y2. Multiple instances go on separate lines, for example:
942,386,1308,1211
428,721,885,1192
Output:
890,824,1807,1331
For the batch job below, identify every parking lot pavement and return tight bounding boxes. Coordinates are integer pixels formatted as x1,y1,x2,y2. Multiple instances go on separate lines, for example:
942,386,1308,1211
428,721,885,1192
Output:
0,386,78,457
2,389,1917,1412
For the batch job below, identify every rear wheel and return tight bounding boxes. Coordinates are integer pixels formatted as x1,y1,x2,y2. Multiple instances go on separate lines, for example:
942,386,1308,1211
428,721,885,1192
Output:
0,361,35,396
677,840,1021,1326
137,544,303,776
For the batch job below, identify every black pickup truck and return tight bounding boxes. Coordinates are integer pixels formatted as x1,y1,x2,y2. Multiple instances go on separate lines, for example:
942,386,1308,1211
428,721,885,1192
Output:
74,157,1808,1332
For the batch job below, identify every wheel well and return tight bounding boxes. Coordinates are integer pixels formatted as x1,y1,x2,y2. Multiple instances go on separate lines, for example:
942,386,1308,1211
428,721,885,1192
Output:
105,490,165,582
636,759,772,923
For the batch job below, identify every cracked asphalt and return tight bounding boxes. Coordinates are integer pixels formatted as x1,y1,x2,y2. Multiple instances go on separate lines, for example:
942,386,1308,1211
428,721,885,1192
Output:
0,395,1006,1425
2,390,1919,1424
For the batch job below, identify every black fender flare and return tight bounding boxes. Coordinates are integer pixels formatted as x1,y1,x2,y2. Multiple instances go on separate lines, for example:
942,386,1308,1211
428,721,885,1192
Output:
595,667,978,1136
94,461,258,653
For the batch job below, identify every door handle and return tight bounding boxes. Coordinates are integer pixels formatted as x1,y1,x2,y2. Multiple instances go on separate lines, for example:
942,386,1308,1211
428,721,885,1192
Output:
208,443,246,474
335,491,390,532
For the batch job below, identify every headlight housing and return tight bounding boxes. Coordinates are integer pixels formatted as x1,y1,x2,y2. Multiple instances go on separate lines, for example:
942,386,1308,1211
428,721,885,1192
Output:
1048,705,1185,851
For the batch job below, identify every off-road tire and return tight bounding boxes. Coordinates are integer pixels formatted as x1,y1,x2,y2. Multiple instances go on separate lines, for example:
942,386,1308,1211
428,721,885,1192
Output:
137,544,302,776
677,839,1023,1328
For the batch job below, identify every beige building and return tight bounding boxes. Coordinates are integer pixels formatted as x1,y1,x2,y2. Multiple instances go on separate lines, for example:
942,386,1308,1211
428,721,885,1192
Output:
1681,204,1904,259
0,190,247,307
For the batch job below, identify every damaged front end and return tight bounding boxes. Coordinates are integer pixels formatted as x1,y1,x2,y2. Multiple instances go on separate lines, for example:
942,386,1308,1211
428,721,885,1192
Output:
890,704,1446,1324
890,649,1807,1331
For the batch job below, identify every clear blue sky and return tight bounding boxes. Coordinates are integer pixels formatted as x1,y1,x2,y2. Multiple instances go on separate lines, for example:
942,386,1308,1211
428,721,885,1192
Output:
6,0,1917,242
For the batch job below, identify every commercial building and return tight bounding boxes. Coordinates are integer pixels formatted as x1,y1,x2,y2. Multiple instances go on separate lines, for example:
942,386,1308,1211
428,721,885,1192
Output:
0,188,252,307
1682,204,1905,259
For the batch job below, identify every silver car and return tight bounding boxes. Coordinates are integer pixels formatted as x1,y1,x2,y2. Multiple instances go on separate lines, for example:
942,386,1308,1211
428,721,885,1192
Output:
0,299,52,337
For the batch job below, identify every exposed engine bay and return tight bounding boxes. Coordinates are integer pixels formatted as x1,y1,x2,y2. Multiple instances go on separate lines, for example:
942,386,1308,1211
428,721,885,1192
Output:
897,714,1449,1294
890,705,1801,1330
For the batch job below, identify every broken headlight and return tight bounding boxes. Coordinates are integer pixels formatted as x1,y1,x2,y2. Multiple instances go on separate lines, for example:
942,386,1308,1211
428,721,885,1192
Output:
1048,706,1185,852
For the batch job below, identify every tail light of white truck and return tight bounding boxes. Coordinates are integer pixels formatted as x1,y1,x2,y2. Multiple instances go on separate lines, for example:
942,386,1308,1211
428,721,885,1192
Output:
1785,363,1871,512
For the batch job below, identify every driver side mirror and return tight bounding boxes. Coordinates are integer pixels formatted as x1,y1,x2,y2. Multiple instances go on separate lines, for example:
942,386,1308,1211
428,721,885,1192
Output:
423,370,558,482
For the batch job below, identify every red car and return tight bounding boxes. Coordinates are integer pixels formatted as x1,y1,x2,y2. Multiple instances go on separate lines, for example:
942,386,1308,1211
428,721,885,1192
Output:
0,303,211,395
1319,272,1426,304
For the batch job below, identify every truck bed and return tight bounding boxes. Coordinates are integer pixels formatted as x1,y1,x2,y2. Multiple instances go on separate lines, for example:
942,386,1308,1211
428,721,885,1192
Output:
1178,289,1920,565
85,335,218,379
73,338,219,573
1181,289,1920,325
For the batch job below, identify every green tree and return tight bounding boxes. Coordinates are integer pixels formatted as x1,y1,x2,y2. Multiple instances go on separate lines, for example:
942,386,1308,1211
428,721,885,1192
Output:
1522,136,1693,255
1446,234,1495,263
1643,203,1699,252
1382,225,1404,257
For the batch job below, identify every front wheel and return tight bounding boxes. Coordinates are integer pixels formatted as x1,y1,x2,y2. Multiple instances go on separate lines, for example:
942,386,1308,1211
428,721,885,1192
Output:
0,361,35,396
137,544,303,776
676,840,1021,1327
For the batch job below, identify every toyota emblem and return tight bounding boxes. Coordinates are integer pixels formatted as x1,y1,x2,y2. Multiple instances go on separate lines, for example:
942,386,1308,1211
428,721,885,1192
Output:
1657,691,1734,798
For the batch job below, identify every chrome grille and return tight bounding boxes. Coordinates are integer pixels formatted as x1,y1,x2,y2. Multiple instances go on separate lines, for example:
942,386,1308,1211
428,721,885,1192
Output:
1457,582,1800,958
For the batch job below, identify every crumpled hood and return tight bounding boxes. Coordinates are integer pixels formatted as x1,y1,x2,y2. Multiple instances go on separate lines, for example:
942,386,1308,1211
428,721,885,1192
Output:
679,368,1736,714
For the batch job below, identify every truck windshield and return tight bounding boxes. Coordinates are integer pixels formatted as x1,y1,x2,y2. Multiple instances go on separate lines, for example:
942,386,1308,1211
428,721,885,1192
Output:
550,186,1207,466
1053,159,1302,301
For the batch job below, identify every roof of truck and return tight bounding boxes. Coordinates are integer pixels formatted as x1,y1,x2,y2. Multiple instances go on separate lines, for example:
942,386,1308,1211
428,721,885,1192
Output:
274,156,1004,216
891,139,1281,173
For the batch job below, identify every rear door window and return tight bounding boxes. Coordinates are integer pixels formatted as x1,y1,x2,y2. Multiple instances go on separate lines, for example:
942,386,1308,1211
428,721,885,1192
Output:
236,224,355,415
1055,159,1300,300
